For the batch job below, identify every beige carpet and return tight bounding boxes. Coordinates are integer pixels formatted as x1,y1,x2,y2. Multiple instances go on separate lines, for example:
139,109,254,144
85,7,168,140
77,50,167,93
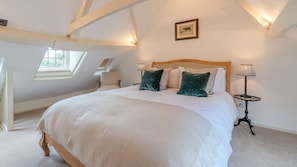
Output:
0,108,297,167
0,108,69,167
230,124,297,167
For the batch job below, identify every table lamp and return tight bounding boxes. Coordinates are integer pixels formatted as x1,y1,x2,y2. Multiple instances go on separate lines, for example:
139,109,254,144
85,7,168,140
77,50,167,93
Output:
137,63,146,78
237,64,256,98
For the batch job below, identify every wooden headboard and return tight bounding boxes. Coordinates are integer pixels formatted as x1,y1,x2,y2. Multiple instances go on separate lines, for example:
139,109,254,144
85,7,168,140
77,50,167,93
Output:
151,59,231,93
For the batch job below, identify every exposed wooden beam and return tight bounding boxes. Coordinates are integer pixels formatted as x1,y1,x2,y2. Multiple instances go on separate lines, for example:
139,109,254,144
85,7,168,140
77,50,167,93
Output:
0,26,135,51
236,0,289,24
129,7,138,42
67,0,147,36
75,0,93,20
68,0,94,38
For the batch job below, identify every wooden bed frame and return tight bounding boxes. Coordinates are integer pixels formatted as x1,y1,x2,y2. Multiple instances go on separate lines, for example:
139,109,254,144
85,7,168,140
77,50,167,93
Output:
39,58,231,166
151,59,231,93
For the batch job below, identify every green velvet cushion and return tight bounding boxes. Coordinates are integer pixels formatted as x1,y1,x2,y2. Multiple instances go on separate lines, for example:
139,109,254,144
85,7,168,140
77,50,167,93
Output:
177,71,210,97
139,69,164,91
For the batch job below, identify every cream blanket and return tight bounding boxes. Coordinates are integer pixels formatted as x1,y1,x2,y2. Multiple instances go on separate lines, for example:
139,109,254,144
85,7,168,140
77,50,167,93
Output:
38,91,221,167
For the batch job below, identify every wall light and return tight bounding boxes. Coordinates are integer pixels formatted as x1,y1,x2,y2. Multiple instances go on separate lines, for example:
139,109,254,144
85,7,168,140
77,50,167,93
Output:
256,16,272,30
236,0,289,30
129,38,137,45
262,20,271,29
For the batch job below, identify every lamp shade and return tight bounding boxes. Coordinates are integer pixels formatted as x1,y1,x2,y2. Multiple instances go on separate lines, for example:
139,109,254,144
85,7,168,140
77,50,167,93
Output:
137,63,146,71
237,64,256,76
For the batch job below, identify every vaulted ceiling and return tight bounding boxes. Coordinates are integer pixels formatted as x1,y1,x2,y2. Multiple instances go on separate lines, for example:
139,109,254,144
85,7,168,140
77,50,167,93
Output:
0,0,146,51
236,0,297,40
1,0,296,52
236,0,289,29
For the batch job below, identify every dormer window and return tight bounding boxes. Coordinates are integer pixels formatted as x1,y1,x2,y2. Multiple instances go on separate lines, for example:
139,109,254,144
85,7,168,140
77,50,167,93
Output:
34,49,87,80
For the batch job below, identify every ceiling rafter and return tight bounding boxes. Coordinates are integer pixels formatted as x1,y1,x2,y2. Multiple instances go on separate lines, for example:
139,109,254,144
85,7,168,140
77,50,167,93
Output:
66,0,147,36
129,7,138,42
75,0,93,20
236,0,271,29
68,0,94,38
0,26,134,49
236,0,289,30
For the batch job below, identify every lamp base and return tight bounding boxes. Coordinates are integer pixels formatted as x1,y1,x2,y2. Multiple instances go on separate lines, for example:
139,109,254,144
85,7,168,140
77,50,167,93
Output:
240,94,252,98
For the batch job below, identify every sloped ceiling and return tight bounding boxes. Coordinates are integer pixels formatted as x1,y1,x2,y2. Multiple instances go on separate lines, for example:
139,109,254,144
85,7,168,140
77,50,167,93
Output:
236,0,297,41
0,0,296,49
269,0,297,40
0,0,146,51
236,0,289,29
0,0,81,35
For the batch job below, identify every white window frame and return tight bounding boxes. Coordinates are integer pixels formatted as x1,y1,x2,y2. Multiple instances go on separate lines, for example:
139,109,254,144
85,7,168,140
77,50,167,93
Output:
97,58,113,70
34,50,87,81
93,58,114,76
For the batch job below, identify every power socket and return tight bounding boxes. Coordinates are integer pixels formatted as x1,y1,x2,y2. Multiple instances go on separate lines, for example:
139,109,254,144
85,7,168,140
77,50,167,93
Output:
238,101,244,108
236,100,244,108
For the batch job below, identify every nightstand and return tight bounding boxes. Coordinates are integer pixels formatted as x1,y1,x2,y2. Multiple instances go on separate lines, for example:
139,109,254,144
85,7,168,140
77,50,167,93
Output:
233,94,261,135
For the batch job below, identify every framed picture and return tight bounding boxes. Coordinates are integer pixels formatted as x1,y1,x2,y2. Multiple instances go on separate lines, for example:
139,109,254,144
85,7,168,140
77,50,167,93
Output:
175,19,199,40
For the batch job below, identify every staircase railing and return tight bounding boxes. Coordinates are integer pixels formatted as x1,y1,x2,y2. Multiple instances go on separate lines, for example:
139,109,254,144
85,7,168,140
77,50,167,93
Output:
0,58,14,131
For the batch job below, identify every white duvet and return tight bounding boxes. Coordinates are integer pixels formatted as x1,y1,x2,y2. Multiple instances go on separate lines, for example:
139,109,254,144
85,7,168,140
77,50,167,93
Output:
37,85,237,167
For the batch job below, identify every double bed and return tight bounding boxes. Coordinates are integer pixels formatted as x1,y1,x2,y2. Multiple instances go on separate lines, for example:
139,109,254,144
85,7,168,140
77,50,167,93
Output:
37,59,237,167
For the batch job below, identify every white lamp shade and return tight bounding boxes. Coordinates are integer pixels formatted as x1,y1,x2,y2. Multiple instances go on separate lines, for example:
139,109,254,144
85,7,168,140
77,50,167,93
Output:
137,63,146,71
237,64,256,76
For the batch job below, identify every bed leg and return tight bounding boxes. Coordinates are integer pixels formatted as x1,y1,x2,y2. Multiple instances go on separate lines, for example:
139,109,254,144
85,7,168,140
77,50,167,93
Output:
39,132,50,156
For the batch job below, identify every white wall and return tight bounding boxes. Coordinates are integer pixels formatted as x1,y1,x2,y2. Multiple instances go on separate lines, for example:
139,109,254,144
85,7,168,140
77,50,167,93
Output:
116,0,297,134
0,41,129,111
1,0,296,134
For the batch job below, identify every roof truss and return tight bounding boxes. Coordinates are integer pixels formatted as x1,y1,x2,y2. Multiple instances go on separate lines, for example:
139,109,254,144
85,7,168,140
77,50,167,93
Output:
67,0,147,36
0,26,134,51
0,0,147,49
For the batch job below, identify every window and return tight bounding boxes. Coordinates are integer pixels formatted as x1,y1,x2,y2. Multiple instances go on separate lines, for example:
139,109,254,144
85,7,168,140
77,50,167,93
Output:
93,58,114,76
34,49,87,80
97,58,113,70
39,50,69,71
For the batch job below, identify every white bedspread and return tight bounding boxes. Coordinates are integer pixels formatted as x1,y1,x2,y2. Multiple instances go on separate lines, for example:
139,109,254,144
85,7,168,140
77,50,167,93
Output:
38,86,237,167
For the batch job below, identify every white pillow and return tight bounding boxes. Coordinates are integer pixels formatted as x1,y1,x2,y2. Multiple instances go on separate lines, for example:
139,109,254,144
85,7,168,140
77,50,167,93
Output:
212,68,226,93
160,68,172,90
167,66,185,88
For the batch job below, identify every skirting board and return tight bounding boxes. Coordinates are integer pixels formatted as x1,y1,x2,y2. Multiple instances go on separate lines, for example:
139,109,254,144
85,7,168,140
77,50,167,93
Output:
14,88,96,114
253,121,297,135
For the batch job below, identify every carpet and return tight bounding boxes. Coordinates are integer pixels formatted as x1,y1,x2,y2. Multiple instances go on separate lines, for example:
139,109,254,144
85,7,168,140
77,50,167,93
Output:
0,108,297,167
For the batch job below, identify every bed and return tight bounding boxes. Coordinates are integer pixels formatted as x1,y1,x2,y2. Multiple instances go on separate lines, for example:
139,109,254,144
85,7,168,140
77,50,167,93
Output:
37,59,237,167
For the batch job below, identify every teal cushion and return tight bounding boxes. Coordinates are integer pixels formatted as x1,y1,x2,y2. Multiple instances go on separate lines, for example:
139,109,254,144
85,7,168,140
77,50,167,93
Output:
177,71,210,97
139,69,164,91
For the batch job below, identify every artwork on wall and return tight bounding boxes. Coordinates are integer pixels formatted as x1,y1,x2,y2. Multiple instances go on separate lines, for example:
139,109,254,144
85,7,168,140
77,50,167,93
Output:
175,19,199,40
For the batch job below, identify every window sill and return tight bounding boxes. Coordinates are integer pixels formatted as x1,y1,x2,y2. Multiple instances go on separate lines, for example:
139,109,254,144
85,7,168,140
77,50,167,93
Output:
33,70,74,81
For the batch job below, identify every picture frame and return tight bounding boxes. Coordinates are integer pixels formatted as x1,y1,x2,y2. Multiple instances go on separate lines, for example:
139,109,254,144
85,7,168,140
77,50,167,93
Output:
175,19,199,40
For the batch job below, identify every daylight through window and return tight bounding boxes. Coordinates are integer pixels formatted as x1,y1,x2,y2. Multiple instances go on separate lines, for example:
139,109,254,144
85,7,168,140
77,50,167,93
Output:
34,49,87,80
40,50,69,71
